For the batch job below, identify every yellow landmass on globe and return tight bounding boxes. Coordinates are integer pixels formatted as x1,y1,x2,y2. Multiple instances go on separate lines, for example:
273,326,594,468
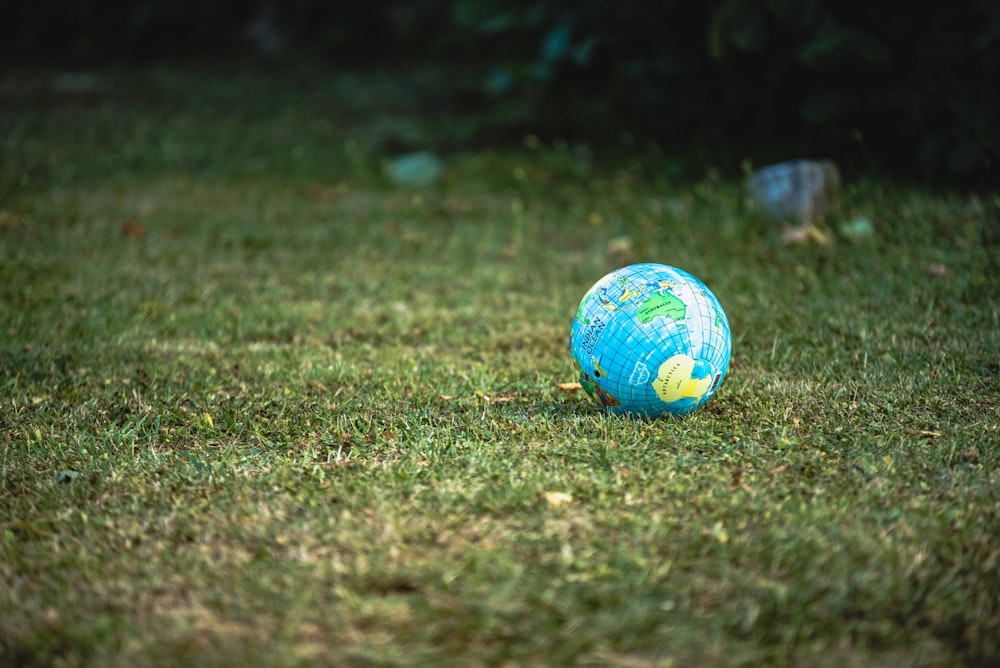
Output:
652,354,712,403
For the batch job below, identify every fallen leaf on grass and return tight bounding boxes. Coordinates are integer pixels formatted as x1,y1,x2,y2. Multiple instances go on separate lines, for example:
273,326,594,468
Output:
0,210,24,230
558,382,582,391
7,520,53,537
483,393,516,404
708,520,729,544
544,491,573,508
305,183,344,203
925,263,950,278
607,236,635,265
781,222,831,246
120,220,145,240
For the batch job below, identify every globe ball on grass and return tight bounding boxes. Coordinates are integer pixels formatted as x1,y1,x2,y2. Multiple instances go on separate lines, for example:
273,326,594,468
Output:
569,263,732,417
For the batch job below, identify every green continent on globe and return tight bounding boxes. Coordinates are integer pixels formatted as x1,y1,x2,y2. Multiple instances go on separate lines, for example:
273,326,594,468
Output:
637,291,686,324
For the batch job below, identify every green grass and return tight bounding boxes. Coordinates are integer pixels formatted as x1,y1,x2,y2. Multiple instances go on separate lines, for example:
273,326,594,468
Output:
2,64,999,667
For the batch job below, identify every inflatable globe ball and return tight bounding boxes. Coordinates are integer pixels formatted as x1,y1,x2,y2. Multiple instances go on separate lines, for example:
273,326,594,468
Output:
569,263,732,417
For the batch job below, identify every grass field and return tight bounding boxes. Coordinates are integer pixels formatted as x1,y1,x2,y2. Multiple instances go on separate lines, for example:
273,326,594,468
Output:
2,64,999,667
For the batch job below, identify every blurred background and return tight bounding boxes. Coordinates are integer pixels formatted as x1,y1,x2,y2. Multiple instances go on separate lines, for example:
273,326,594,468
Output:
4,0,999,183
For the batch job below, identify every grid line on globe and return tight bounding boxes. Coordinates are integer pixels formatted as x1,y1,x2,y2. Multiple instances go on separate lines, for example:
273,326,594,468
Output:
569,263,732,418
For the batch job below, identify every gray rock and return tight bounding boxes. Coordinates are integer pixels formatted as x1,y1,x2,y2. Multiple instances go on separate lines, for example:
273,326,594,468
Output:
746,159,840,224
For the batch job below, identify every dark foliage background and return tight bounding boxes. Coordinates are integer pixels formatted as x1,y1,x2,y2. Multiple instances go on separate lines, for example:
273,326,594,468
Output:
5,0,999,181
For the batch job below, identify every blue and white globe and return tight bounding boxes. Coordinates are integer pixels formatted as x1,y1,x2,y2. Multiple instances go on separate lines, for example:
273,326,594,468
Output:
569,263,732,417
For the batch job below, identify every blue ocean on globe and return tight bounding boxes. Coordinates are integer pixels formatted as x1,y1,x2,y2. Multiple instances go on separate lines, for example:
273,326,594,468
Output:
569,263,732,417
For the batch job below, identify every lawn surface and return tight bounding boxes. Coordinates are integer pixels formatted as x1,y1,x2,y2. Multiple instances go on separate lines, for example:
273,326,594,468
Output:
2,64,999,667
